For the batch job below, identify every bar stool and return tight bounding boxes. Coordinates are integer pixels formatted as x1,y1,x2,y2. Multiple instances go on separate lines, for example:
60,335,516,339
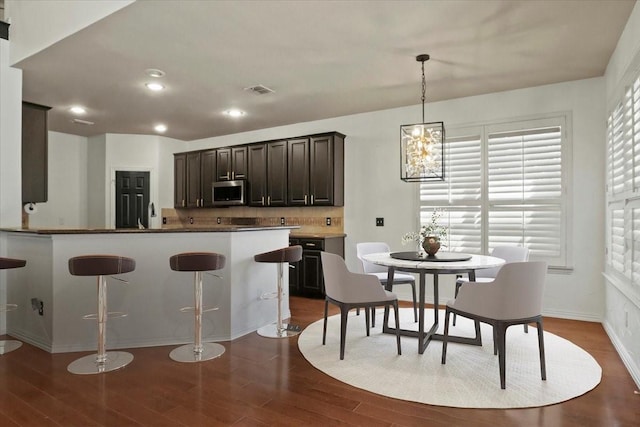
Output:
0,257,27,355
67,255,135,374
169,252,226,363
255,245,303,338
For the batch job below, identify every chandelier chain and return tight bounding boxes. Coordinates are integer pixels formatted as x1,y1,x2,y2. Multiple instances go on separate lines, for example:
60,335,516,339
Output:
421,59,426,123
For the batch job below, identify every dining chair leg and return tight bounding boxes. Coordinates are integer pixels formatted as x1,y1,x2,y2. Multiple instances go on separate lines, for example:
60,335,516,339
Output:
537,318,547,381
496,321,508,389
364,306,370,336
524,323,529,333
493,326,498,355
452,281,462,326
393,301,401,355
410,282,418,323
371,307,376,328
441,309,451,364
322,299,329,345
339,305,348,360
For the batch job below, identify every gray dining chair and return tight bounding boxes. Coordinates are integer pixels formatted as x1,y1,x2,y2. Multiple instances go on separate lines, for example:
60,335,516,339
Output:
320,252,401,360
453,246,530,329
357,242,418,323
441,261,548,389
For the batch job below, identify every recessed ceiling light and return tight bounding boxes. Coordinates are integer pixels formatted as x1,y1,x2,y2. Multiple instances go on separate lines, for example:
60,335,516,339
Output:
224,109,245,117
145,82,165,91
70,118,94,126
154,124,167,133
145,68,165,78
69,106,86,115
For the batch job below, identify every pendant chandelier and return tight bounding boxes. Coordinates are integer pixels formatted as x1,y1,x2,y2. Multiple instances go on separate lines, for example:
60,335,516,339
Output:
400,54,445,182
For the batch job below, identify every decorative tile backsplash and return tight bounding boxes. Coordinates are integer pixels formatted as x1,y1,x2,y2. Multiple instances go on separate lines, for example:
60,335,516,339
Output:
162,206,343,234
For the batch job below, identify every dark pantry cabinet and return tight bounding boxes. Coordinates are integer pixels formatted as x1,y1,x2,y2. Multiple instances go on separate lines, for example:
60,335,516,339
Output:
22,102,51,204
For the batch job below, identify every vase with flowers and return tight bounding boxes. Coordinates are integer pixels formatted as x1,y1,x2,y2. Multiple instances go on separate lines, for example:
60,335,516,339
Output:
402,209,448,257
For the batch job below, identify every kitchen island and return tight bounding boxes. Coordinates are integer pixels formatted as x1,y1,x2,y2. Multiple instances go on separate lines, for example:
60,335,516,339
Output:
1,226,296,353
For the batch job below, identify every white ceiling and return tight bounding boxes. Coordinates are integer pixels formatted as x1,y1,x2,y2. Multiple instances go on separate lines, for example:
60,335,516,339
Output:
14,0,636,142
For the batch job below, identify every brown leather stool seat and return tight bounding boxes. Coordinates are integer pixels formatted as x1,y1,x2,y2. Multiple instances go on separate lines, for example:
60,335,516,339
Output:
67,254,136,375
169,252,226,363
254,245,303,264
0,257,27,270
254,245,302,338
0,257,27,355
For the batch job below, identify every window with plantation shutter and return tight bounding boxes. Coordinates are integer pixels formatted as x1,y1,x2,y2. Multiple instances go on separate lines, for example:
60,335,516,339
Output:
606,72,640,286
419,116,569,268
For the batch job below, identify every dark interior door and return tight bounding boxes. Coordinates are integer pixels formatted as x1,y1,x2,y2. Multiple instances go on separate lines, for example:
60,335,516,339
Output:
116,171,150,229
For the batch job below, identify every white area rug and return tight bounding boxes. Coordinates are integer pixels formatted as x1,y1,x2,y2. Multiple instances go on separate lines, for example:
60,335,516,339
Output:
298,308,602,409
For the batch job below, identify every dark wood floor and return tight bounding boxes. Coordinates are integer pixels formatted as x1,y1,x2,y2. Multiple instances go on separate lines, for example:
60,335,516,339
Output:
0,296,638,426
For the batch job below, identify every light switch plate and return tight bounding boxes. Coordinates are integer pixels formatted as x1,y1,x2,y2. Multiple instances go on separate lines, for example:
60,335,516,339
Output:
376,217,384,226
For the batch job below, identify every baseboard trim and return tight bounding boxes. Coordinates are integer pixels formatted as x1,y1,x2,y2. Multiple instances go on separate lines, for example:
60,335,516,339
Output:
603,319,640,389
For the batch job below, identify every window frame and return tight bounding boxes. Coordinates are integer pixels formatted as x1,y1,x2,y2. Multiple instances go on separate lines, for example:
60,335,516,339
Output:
418,113,573,271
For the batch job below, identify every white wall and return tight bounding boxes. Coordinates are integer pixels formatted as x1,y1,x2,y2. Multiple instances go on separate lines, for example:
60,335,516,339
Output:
86,134,106,228
0,37,23,335
603,2,640,388
5,0,133,65
27,131,88,228
181,77,606,323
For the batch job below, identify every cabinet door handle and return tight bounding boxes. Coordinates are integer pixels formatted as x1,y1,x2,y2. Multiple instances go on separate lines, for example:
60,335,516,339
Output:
268,196,271,206
182,199,185,207
196,199,199,207
201,198,204,206
224,172,230,180
261,196,265,206
304,195,308,205
311,194,314,205
232,171,235,180
306,243,316,247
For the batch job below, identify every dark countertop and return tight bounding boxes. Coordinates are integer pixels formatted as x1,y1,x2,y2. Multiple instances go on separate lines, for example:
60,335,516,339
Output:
289,232,346,239
1,225,299,235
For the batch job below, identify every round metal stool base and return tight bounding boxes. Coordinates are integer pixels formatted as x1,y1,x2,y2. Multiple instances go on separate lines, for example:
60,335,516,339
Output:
67,351,134,375
0,340,22,355
169,342,225,363
257,323,301,338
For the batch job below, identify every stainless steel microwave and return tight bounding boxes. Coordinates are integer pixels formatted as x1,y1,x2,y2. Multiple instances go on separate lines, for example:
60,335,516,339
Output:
212,180,246,206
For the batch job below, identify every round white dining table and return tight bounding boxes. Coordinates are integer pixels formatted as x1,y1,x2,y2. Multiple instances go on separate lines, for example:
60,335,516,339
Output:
361,252,505,354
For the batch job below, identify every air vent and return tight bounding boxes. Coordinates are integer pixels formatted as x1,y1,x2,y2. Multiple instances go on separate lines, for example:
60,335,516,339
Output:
244,84,275,95
70,118,95,125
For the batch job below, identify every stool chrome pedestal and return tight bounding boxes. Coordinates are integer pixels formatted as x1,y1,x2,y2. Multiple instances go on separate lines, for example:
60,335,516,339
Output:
169,252,226,363
0,257,27,355
254,245,303,338
67,255,135,374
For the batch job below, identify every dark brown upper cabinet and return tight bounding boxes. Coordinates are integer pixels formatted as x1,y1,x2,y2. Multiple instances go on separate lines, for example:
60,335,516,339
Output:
174,131,344,209
199,149,216,207
217,146,247,181
22,102,51,204
248,141,288,207
177,149,216,209
174,153,187,208
288,132,344,206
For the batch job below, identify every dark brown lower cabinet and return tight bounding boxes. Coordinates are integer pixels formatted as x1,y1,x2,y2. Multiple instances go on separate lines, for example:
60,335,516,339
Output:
289,235,345,298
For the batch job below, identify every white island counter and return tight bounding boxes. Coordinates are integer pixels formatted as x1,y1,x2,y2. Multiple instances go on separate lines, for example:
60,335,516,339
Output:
1,226,295,353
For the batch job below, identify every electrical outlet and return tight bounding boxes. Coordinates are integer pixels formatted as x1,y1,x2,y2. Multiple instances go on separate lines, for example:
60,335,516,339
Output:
39,301,44,316
326,217,332,226
217,217,221,224
376,217,384,227
280,217,285,225
189,217,194,224
162,217,167,224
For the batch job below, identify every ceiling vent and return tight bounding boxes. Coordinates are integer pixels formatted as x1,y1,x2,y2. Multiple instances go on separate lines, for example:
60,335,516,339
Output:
244,84,275,95
70,118,95,125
